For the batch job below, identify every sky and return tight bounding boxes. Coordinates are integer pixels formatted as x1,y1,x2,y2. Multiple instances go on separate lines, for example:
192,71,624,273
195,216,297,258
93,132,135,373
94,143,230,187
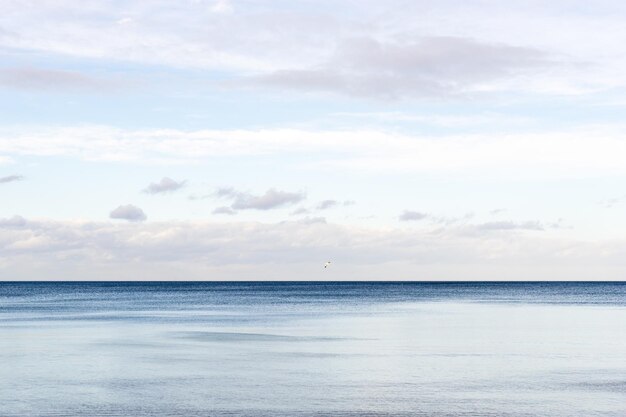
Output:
1,0,626,280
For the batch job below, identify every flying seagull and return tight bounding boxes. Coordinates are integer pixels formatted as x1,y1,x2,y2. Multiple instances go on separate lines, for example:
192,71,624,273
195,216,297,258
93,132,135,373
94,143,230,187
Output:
324,261,331,268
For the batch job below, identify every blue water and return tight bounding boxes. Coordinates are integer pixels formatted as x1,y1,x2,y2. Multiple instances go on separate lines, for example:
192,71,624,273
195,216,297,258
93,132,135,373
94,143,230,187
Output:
1,282,625,416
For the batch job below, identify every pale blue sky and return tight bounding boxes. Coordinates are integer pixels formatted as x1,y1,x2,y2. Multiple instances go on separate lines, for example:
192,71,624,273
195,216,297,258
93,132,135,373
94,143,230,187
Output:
1,0,626,280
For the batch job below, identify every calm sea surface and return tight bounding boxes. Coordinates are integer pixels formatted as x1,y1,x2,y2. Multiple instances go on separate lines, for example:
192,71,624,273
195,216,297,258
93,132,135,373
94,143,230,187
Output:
1,282,625,416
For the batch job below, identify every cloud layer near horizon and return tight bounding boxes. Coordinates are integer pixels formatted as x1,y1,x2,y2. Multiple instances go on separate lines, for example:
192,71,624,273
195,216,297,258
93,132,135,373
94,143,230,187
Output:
0,216,624,280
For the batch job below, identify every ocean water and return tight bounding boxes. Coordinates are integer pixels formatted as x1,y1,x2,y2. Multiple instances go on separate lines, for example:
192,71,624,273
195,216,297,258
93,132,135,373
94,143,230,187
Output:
1,282,625,417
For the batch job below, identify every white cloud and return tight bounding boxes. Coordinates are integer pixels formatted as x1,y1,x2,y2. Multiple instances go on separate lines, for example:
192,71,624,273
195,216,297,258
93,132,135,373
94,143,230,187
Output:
217,187,306,210
332,111,535,129
116,17,133,25
2,125,626,180
0,1,337,72
210,0,233,14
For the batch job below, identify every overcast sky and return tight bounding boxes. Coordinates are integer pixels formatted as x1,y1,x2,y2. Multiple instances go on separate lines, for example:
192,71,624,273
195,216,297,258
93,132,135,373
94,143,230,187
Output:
1,0,626,280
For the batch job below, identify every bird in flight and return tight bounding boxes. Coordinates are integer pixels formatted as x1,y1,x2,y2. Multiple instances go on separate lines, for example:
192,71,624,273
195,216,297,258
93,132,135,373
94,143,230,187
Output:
324,261,332,269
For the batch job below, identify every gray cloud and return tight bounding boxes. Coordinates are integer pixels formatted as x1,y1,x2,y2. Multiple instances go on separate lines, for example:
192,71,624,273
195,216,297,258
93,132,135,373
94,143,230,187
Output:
399,211,429,221
0,215,26,228
475,221,544,231
316,200,338,210
143,177,187,194
215,187,238,198
290,207,310,216
296,216,327,225
251,36,551,99
217,187,305,210
0,1,614,103
290,199,349,215
213,206,237,215
0,175,23,184
109,204,147,222
0,67,120,92
188,193,211,201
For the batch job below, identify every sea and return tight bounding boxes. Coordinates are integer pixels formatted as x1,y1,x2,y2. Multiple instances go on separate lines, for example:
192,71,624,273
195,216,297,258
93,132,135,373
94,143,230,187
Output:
1,282,625,416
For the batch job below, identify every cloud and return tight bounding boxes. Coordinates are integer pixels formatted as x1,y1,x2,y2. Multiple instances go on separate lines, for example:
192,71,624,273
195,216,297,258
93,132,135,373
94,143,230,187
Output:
0,215,26,228
250,36,552,99
290,207,310,216
400,211,552,232
0,0,623,100
0,67,120,92
316,200,338,210
210,0,233,13
212,206,236,215
399,211,429,222
0,217,624,281
0,174,23,184
215,187,238,198
109,204,147,222
0,3,341,74
217,187,306,210
5,124,626,180
143,177,187,194
474,221,545,232
116,17,133,25
296,216,327,225
233,189,305,210
188,193,211,201
333,111,534,129
601,195,625,208
490,208,507,215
